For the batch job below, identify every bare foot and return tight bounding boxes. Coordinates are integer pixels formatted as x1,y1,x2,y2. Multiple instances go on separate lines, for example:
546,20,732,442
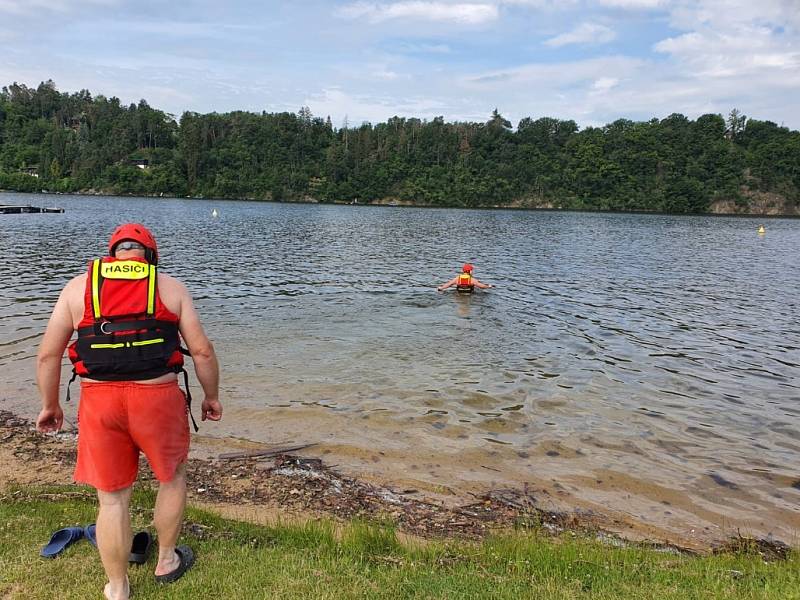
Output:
154,549,180,577
103,577,130,600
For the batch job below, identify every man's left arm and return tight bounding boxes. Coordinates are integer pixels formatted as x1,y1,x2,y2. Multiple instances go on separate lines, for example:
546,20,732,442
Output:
175,282,222,422
36,282,78,432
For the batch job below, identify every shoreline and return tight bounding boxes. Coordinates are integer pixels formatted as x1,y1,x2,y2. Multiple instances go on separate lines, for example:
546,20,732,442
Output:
1,188,798,218
1,410,792,557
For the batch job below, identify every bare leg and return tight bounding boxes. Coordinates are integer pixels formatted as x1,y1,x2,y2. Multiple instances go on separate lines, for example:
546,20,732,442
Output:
154,462,187,576
103,580,130,600
96,486,132,600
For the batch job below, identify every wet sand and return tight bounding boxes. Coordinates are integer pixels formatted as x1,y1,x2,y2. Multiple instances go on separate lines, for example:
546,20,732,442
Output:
185,400,800,551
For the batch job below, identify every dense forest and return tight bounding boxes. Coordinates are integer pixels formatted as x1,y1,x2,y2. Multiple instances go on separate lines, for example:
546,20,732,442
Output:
1,80,798,213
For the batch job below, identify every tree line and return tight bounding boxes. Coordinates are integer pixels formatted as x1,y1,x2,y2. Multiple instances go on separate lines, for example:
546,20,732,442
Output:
1,80,798,213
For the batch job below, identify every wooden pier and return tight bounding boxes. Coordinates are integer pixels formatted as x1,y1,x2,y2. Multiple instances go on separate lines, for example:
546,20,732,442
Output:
0,205,64,214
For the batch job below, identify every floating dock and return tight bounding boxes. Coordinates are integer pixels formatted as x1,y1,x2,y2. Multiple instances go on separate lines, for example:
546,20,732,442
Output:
0,205,64,214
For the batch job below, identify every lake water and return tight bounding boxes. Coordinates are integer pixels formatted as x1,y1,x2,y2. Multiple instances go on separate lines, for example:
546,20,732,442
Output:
1,192,799,546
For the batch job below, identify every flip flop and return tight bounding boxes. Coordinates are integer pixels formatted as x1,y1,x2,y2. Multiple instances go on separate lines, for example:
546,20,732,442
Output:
155,545,195,584
129,531,153,564
84,523,97,548
40,526,84,558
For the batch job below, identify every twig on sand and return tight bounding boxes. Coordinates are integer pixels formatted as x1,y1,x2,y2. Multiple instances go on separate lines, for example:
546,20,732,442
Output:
218,443,317,460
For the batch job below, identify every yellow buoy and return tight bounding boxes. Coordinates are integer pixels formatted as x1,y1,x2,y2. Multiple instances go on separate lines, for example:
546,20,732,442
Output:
757,225,765,234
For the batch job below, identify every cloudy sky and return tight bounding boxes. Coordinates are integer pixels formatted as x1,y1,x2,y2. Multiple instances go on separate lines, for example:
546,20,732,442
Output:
1,0,798,129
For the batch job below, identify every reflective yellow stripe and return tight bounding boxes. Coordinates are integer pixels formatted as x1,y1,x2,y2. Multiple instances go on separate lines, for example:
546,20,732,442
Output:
147,265,157,315
89,338,164,350
91,259,101,319
131,338,164,347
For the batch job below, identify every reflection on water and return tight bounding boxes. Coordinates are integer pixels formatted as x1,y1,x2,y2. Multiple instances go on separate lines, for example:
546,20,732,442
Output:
1,192,799,543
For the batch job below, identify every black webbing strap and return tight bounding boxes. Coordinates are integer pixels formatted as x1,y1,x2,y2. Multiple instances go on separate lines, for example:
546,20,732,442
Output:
77,319,167,336
65,370,78,402
180,368,199,432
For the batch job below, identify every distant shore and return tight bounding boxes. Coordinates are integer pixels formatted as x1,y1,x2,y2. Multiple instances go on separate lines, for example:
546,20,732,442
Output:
2,188,798,218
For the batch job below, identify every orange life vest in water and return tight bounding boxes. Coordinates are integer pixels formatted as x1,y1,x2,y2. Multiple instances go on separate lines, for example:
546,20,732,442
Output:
456,273,474,293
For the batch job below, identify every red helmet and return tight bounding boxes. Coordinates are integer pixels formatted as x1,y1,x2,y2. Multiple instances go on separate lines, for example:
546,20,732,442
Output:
462,263,473,273
108,223,158,263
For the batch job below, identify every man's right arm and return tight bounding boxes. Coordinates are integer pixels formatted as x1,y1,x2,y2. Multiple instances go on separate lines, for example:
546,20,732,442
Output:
176,282,222,421
437,277,458,291
36,279,81,432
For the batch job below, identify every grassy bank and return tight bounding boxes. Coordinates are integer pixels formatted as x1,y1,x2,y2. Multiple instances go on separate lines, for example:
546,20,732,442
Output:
0,485,797,599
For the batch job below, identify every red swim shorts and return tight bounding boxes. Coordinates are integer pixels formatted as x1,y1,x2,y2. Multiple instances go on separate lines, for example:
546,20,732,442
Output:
74,380,190,492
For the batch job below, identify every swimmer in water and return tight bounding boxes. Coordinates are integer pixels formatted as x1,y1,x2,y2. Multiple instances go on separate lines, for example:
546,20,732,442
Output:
437,263,493,293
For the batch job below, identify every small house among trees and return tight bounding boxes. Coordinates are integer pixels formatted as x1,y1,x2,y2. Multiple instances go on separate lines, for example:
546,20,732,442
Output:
130,159,149,170
19,166,39,178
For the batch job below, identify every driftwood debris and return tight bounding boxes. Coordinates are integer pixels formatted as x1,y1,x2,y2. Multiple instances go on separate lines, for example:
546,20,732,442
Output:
218,443,316,460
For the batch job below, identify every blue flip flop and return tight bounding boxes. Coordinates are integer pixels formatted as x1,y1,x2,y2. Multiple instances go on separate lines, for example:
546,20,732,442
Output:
40,526,84,558
84,523,97,548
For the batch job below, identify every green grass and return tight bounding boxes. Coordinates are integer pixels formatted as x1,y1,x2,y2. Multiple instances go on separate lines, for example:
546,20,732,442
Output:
0,484,798,599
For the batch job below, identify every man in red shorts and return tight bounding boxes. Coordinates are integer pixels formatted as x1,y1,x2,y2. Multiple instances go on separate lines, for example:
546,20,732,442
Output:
36,223,222,600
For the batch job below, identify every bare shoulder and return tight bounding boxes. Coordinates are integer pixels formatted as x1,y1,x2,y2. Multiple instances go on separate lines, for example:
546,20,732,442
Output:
157,271,189,293
55,273,88,326
66,272,87,290
157,272,191,314
62,273,87,301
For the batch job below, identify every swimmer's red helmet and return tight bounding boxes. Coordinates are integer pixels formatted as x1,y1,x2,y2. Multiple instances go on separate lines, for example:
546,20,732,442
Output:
462,263,473,273
108,223,158,263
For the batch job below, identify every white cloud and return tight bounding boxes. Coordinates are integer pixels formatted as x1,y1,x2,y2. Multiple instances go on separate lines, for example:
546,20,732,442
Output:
544,22,617,47
337,2,499,24
370,68,408,80
655,20,800,80
1,0,799,130
465,55,642,88
456,27,798,127
0,0,115,15
110,20,255,39
396,42,453,54
598,0,666,8
305,87,449,124
668,0,800,32
592,77,619,92
499,0,578,6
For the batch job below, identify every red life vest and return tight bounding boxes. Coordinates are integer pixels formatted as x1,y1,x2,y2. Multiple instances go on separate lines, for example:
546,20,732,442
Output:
456,273,474,292
68,257,184,380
